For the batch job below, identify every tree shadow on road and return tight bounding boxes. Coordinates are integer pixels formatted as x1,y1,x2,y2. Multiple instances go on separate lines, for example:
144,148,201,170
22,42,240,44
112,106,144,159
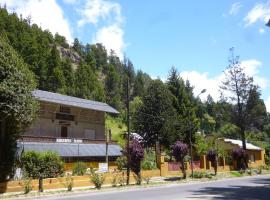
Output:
164,177,182,182
188,177,270,200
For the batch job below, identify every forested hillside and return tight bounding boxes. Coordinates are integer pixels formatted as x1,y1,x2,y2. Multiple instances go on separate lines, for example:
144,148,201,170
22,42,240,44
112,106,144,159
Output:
0,7,151,114
1,6,270,154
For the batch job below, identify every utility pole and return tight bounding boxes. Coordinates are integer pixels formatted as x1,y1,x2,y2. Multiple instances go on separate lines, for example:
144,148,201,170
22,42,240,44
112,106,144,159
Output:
188,110,194,179
126,77,131,185
189,89,206,179
105,128,109,165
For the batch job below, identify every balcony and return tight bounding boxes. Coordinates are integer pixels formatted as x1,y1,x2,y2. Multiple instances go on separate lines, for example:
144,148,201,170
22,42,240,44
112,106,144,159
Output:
19,135,117,144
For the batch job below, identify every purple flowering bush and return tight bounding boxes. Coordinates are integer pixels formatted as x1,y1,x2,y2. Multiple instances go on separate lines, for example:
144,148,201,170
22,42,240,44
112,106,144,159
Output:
128,139,144,184
172,141,188,179
232,148,248,170
206,149,217,175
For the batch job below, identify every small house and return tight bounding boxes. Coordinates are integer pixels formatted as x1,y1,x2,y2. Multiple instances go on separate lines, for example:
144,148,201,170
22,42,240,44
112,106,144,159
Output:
17,90,122,170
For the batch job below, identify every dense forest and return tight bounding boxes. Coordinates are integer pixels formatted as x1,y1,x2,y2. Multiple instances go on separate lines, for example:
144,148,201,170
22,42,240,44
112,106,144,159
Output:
0,6,270,159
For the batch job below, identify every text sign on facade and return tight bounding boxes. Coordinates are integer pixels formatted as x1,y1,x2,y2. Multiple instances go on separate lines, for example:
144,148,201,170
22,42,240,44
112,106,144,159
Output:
98,163,108,173
56,138,72,143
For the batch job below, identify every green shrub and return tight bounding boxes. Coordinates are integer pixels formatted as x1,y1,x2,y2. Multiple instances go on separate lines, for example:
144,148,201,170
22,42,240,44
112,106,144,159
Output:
205,172,214,179
21,151,64,192
118,173,126,186
192,171,214,179
230,171,243,177
111,174,117,187
62,175,73,191
143,176,151,184
90,170,105,189
72,162,87,176
23,177,32,194
246,168,253,176
116,156,127,171
192,171,204,179
141,150,157,170
21,151,64,179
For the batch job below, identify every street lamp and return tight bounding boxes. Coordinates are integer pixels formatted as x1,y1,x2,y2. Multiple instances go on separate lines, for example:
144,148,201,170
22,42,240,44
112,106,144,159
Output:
189,89,206,179
266,19,270,27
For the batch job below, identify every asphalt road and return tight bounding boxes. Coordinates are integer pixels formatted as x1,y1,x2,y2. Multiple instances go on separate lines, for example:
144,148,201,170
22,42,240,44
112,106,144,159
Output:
38,175,270,200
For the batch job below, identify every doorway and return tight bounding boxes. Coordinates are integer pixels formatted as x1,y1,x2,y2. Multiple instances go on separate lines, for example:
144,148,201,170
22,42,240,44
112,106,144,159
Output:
61,126,68,138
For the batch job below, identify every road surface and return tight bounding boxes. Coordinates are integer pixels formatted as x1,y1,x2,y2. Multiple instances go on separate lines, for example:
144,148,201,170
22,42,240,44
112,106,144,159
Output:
37,175,270,200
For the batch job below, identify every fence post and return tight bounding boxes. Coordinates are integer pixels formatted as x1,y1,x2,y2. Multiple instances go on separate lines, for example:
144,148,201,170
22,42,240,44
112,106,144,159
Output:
200,155,206,170
159,155,168,177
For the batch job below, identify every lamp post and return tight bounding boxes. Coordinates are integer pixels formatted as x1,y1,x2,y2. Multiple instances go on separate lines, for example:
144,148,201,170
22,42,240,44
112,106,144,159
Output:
189,89,206,179
266,19,270,27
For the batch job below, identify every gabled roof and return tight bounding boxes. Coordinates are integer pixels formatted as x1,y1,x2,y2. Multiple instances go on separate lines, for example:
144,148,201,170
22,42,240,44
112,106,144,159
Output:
32,90,119,114
223,138,261,150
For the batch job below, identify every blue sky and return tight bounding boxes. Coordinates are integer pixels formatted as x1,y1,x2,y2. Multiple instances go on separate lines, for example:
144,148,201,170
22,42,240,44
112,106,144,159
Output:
1,0,270,111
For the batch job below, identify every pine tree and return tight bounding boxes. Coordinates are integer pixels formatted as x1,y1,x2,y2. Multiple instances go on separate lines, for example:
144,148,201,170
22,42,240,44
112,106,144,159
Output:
105,65,121,109
133,80,177,148
167,67,199,144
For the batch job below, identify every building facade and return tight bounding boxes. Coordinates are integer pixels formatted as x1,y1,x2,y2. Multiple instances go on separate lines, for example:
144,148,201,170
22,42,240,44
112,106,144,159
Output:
18,90,122,168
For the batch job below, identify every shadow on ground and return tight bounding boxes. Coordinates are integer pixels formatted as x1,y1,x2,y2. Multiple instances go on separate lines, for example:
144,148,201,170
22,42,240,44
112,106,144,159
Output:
164,177,182,182
189,177,270,200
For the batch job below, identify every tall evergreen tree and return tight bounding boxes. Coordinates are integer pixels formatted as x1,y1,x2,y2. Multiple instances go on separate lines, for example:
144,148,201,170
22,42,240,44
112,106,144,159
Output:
167,67,199,144
133,80,177,148
105,65,121,109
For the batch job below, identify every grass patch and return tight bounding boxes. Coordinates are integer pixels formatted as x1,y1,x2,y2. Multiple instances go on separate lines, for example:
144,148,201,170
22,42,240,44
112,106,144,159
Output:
105,116,126,147
230,171,243,177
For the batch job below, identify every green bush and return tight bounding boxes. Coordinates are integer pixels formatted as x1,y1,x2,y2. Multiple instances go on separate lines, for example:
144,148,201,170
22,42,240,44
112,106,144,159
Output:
111,174,117,187
118,173,126,186
72,162,87,176
90,169,105,189
21,151,64,192
192,171,204,179
23,177,32,194
192,171,214,179
141,150,157,170
21,151,64,179
116,156,127,171
63,175,73,191
230,171,243,177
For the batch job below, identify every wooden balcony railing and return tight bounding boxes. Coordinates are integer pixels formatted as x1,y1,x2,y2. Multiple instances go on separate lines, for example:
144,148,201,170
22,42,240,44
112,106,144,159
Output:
19,135,118,144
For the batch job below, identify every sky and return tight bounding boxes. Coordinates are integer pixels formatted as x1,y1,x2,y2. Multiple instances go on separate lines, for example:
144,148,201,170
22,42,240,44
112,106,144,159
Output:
1,0,270,111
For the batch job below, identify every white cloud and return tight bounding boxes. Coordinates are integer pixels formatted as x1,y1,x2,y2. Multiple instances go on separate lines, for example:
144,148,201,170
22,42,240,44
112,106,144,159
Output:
259,28,265,34
177,59,268,104
240,59,268,89
78,0,122,26
77,0,125,58
244,2,270,26
180,71,223,101
230,2,242,15
0,0,73,42
92,24,125,58
266,96,270,112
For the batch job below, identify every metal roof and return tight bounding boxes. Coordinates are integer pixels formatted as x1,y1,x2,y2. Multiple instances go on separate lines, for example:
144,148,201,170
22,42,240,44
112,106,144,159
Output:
32,90,119,114
17,142,122,157
223,138,262,150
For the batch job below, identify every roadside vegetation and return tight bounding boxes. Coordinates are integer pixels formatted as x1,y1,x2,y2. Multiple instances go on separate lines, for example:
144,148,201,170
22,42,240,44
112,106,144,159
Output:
1,6,270,198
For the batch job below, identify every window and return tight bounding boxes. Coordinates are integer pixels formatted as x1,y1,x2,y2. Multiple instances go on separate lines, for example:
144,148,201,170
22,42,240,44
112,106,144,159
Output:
60,106,71,114
61,126,68,138
250,154,255,163
84,129,95,139
56,106,74,121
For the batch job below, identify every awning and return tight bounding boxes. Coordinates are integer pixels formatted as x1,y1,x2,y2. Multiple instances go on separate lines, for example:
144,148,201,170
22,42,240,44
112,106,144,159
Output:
17,142,122,157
